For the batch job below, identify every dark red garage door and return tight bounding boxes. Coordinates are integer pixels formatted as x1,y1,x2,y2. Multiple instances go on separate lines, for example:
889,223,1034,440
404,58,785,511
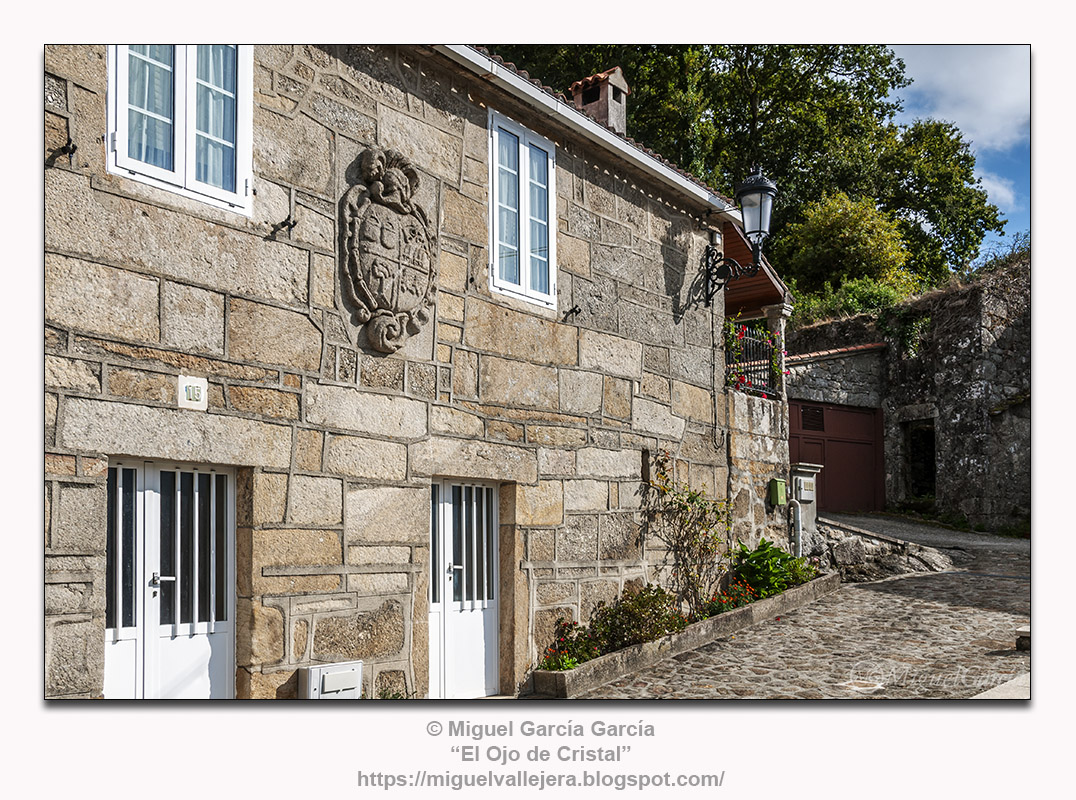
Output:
789,400,884,513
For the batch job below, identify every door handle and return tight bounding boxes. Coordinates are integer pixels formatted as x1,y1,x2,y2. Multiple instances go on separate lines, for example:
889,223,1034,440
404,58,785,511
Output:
149,572,176,587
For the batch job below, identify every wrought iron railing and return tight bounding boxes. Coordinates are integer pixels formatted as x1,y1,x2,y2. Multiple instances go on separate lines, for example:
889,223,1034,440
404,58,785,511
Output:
725,321,784,399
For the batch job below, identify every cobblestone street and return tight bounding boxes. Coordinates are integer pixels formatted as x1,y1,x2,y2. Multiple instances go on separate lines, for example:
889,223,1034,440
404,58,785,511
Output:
578,514,1030,700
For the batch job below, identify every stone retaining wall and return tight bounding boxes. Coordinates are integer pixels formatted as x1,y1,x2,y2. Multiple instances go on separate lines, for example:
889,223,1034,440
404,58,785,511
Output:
804,517,952,582
786,260,1030,531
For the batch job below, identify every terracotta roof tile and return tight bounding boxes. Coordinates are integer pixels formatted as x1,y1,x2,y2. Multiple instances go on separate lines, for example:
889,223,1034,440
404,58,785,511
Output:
786,343,887,363
570,66,631,94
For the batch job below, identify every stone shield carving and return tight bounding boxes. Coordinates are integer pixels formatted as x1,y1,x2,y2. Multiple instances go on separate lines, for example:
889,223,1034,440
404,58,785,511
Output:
341,148,436,353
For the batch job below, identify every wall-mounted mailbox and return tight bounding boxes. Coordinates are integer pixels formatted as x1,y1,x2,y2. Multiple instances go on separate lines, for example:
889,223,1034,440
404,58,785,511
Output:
768,478,787,506
298,660,363,699
795,476,816,503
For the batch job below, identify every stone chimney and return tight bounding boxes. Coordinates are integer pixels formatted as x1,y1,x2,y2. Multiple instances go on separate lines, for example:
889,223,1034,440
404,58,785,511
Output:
570,66,631,136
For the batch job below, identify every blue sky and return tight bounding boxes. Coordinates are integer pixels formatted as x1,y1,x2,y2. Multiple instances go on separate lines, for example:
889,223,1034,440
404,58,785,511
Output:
889,45,1031,259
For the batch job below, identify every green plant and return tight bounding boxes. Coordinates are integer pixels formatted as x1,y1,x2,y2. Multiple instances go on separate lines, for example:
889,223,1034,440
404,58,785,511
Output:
723,314,787,399
537,618,601,671
705,577,758,615
586,584,688,653
644,451,731,619
877,307,932,358
787,274,910,329
785,555,819,587
733,538,796,598
536,585,688,670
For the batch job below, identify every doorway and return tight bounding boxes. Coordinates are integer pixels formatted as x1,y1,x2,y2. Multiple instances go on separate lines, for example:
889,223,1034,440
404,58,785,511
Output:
102,462,235,699
789,400,884,512
427,480,499,699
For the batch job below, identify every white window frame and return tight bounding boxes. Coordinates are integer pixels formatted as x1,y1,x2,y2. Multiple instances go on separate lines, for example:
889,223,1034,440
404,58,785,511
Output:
488,110,557,308
107,45,253,216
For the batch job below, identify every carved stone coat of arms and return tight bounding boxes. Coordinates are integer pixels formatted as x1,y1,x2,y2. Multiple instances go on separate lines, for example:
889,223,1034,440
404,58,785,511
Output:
341,148,436,353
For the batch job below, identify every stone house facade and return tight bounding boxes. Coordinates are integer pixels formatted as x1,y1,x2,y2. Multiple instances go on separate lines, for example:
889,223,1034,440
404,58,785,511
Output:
786,258,1031,531
44,44,792,699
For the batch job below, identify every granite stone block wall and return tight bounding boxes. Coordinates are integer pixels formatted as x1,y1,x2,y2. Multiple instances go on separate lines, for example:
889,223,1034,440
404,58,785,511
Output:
44,44,790,698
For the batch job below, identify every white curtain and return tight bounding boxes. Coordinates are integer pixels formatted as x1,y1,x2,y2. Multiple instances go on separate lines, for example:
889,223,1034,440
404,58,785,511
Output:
127,45,174,170
194,45,237,191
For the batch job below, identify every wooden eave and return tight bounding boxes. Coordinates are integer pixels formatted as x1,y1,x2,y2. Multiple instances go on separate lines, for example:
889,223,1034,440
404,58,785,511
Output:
721,220,794,319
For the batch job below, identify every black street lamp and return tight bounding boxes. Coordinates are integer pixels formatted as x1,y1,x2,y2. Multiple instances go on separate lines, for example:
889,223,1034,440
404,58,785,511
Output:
703,167,778,306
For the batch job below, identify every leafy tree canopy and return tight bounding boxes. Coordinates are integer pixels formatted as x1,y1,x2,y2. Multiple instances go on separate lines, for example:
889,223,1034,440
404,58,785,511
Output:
780,191,913,292
488,44,1004,294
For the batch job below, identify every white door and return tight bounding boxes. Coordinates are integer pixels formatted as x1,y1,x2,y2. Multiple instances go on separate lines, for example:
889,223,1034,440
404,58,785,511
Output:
102,462,235,699
428,481,499,699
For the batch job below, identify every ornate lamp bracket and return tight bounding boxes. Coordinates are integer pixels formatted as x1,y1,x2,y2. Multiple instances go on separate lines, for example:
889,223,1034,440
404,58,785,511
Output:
703,241,762,307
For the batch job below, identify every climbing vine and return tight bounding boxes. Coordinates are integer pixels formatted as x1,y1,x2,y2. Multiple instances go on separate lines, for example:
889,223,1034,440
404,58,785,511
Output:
642,450,731,619
877,307,932,358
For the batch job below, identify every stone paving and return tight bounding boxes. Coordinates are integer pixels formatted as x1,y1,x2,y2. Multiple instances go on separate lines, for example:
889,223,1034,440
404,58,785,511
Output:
577,514,1030,700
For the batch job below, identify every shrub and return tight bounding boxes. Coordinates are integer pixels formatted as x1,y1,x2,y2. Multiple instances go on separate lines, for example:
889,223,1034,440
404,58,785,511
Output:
733,538,795,598
705,577,758,615
788,274,910,329
732,539,820,600
536,618,601,671
587,584,688,653
535,585,687,670
785,555,819,587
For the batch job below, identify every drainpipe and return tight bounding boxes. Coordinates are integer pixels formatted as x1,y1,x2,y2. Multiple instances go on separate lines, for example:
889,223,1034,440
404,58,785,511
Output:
788,498,802,558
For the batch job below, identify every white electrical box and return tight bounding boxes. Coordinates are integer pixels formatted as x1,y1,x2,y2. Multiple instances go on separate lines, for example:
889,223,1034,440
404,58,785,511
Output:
298,660,364,699
795,476,816,503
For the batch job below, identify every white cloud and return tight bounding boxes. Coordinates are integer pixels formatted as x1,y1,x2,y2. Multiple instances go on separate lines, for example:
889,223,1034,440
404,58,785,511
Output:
977,170,1019,214
891,45,1030,152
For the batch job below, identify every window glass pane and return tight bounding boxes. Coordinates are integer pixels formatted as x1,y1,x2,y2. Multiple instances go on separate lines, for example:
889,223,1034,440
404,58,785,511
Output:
496,128,521,285
128,112,174,170
196,86,237,144
464,487,474,602
475,488,486,602
498,208,520,285
486,489,495,600
179,472,194,624
529,144,548,191
159,470,176,626
497,128,518,171
106,468,117,629
498,168,519,216
196,45,236,92
430,485,440,604
194,45,237,192
197,473,212,623
195,134,236,192
214,475,227,622
452,486,463,602
127,46,174,170
130,45,173,66
128,52,173,118
121,468,136,628
530,221,549,295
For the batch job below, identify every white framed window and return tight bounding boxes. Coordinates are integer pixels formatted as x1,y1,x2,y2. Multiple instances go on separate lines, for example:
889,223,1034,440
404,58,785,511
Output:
489,110,557,308
107,45,253,215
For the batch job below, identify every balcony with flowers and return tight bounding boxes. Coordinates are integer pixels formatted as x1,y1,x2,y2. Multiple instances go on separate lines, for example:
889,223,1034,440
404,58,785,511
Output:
724,317,788,400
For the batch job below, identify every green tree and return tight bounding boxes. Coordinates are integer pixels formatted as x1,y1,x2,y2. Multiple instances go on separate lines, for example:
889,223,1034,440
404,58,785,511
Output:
488,45,717,175
781,192,912,290
488,44,1004,292
874,119,1004,286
